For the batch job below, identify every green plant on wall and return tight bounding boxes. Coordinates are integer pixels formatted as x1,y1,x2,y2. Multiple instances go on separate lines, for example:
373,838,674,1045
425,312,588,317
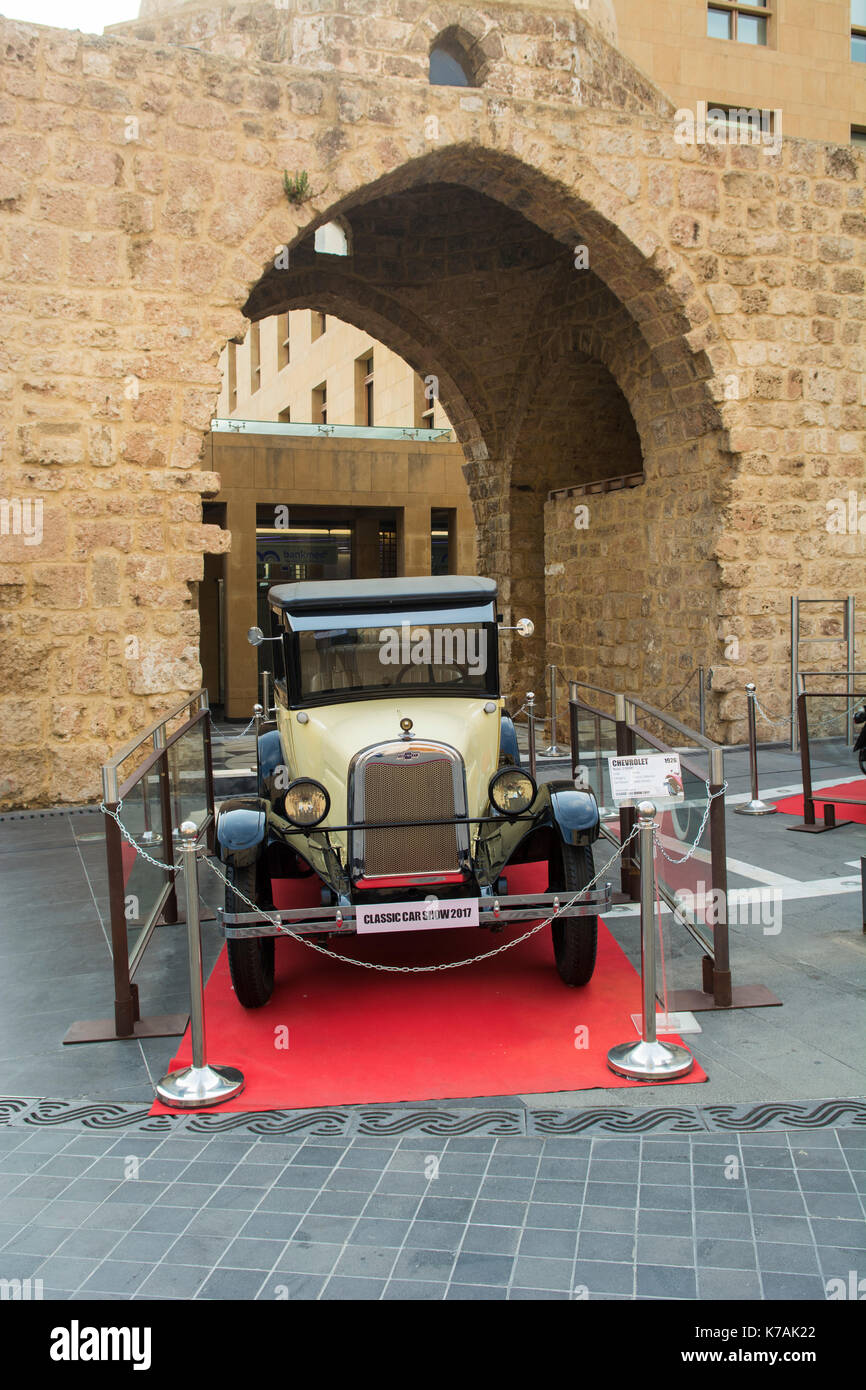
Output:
283,170,311,205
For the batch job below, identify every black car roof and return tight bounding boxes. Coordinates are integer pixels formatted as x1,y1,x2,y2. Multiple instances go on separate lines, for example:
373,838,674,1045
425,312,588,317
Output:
268,575,497,613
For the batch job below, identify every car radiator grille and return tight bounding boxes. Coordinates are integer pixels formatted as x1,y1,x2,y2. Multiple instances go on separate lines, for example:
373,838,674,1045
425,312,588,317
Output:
362,756,460,877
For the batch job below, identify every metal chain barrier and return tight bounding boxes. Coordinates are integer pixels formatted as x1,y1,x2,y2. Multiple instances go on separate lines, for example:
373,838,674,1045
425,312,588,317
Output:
213,715,257,742
753,695,793,729
652,781,728,865
657,666,699,714
199,828,639,974
100,800,180,873
102,779,724,972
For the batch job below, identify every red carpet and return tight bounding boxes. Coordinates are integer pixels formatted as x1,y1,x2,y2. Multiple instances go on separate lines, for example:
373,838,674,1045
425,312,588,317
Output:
774,779,866,823
151,866,706,1113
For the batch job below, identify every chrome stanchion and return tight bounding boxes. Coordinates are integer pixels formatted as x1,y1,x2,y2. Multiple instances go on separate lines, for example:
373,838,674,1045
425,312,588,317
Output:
156,822,244,1108
262,671,272,718
698,665,706,737
734,682,778,816
541,665,567,758
526,690,537,781
607,802,694,1081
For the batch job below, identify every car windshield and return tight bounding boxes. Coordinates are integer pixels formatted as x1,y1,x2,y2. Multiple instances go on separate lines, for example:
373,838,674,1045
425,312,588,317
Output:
295,621,496,700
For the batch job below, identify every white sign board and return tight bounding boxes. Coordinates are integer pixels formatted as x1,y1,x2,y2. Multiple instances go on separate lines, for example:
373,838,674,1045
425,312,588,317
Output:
608,753,684,806
355,897,480,934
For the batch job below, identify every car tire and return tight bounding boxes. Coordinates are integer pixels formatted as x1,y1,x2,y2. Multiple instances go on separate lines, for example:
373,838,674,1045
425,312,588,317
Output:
225,861,275,1009
860,746,866,777
549,840,598,987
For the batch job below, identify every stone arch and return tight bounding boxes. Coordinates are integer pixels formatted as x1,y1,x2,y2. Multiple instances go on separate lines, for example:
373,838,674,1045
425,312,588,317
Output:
231,143,733,706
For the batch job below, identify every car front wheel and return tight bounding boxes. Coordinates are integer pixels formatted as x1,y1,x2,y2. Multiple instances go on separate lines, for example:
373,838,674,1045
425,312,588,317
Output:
225,861,275,1008
548,840,598,987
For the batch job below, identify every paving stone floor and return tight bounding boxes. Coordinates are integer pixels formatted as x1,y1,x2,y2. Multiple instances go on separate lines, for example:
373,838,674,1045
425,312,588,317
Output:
0,737,863,1300
0,1122,863,1301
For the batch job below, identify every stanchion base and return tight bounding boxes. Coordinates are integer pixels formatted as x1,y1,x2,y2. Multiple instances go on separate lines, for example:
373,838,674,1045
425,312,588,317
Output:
155,1064,244,1108
734,799,778,816
607,1038,694,1082
539,746,568,759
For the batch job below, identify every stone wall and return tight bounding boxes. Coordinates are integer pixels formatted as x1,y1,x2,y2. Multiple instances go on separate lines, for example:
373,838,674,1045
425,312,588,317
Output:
0,1,863,808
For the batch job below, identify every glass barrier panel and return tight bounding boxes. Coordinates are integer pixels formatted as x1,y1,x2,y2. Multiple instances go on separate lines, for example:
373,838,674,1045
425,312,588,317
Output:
628,731,715,937
114,767,171,963
168,718,209,836
572,706,619,826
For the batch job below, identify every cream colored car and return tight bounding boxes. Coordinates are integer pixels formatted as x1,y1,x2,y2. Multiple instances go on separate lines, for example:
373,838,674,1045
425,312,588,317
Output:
216,576,608,1007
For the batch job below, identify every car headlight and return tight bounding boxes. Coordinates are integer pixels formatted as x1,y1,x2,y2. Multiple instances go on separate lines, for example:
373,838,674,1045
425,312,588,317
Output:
488,768,536,817
282,778,330,828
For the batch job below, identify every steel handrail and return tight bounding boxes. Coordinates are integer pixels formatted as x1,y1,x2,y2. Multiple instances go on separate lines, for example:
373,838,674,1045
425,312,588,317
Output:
102,689,209,785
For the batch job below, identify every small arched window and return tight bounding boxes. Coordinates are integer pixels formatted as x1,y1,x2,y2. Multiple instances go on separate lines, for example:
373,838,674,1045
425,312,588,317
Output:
429,31,476,87
314,219,350,256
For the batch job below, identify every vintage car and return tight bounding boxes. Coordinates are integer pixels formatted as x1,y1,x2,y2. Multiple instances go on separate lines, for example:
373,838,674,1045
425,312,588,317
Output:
216,576,609,1007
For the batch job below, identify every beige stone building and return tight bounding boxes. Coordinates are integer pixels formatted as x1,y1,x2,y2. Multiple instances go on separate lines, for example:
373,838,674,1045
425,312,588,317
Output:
0,0,864,807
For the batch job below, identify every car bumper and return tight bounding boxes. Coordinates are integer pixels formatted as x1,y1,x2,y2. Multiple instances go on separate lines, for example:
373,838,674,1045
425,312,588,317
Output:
220,885,611,938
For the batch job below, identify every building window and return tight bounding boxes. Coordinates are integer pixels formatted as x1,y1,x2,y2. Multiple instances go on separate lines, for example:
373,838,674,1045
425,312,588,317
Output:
363,355,374,427
249,321,261,394
311,311,326,342
278,407,291,423
429,30,476,86
379,521,397,578
314,219,351,255
707,2,768,45
854,1,866,61
313,382,327,425
277,313,290,370
227,342,237,413
852,126,866,146
705,102,778,141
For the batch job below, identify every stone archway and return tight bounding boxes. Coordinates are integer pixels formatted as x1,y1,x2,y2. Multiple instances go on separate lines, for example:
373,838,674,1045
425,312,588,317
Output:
240,150,731,710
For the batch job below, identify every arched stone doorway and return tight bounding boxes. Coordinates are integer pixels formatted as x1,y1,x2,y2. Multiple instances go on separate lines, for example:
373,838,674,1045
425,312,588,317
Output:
239,149,730,714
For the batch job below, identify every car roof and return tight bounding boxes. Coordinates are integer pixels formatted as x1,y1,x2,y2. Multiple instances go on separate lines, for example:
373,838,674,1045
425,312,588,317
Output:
268,575,497,613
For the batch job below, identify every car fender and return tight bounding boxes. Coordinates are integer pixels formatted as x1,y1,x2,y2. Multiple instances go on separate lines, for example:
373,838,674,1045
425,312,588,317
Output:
547,780,601,846
216,797,268,869
258,729,288,799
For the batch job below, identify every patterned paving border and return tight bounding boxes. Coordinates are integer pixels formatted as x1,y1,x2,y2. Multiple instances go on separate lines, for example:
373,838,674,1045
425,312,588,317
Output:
1,1096,864,1137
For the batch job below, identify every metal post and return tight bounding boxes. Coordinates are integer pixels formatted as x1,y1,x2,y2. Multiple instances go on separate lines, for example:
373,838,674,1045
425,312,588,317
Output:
542,665,566,757
253,702,263,788
607,803,694,1080
156,823,244,1108
861,856,865,934
526,691,537,781
262,670,272,719
698,665,706,737
734,683,778,816
791,596,799,753
569,680,581,783
846,597,855,746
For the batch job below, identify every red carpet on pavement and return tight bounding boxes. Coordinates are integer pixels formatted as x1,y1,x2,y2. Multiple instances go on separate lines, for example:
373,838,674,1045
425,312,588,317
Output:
773,779,866,824
151,863,706,1113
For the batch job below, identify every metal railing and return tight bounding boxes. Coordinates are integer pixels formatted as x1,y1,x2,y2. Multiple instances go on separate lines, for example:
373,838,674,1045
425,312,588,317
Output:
788,678,866,833
65,690,216,1044
566,680,777,1012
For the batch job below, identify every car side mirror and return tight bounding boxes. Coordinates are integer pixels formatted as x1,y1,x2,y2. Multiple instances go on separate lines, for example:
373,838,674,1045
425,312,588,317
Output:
248,626,265,646
516,618,534,637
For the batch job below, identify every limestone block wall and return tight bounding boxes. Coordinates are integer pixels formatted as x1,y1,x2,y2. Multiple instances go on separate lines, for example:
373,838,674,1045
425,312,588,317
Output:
0,1,863,807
